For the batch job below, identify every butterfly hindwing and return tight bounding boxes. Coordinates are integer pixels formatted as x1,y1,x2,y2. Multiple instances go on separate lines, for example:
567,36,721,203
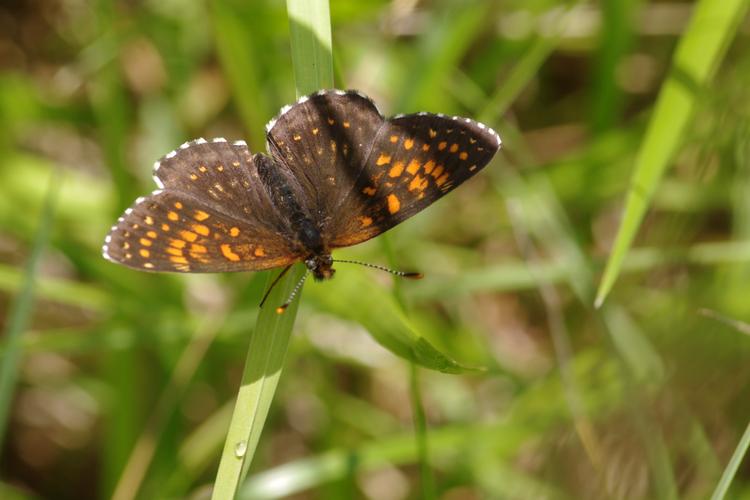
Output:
328,112,501,248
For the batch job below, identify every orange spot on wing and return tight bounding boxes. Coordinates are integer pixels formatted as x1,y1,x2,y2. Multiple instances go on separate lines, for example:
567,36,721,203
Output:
139,249,150,258
180,230,198,242
389,161,405,178
194,210,210,221
438,141,447,151
230,227,240,237
140,238,152,247
327,117,335,125
190,244,207,253
450,143,459,153
404,138,414,150
170,256,188,264
343,121,350,128
254,247,265,257
146,231,157,239
363,186,377,196
167,211,179,221
359,216,373,227
390,135,398,143
431,165,444,178
144,216,154,225
422,144,430,152
169,239,186,249
406,159,421,175
423,160,435,174
174,201,183,209
409,174,429,192
166,247,182,256
161,223,170,231
192,224,210,236
459,152,468,160
376,154,391,166
436,173,450,187
198,166,207,173
217,165,224,172
220,244,240,261
429,129,437,138
293,134,301,141
387,194,400,214
190,173,198,180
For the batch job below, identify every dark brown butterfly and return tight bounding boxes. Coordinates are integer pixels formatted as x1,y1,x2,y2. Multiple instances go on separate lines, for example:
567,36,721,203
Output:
102,89,501,289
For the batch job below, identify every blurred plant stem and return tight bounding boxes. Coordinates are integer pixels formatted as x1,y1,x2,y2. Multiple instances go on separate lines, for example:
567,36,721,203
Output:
0,171,59,452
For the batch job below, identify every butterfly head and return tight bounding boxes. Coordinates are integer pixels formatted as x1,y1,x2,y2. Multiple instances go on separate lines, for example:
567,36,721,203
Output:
305,254,335,281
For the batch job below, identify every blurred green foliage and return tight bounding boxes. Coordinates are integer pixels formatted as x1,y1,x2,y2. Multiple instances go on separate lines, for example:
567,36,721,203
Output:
1,0,749,499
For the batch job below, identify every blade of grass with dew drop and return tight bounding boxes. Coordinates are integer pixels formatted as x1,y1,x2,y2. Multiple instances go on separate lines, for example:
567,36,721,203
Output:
595,0,750,307
211,264,306,500
212,1,334,497
0,171,59,452
711,421,750,500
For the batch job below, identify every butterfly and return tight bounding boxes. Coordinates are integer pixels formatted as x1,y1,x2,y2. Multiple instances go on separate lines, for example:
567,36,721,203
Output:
102,89,501,293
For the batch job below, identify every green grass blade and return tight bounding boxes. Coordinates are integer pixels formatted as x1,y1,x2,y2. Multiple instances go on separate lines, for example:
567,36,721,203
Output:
595,0,750,307
211,264,306,500
287,0,334,95
0,171,59,452
212,1,333,497
711,421,750,500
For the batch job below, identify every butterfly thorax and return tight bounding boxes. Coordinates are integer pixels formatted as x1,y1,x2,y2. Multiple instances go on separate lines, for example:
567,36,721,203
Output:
255,153,335,280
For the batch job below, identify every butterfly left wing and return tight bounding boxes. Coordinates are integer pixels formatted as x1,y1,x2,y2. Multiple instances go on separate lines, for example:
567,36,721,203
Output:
103,139,304,273
327,112,501,248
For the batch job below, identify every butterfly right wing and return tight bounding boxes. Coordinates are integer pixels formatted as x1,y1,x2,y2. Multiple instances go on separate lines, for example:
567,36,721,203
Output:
328,113,501,248
103,139,303,273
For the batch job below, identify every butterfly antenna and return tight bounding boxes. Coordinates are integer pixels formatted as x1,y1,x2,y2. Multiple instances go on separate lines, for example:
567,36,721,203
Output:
259,264,292,308
332,259,423,279
276,270,310,314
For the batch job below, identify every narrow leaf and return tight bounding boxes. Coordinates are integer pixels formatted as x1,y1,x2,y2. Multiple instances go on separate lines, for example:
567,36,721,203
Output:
595,0,750,306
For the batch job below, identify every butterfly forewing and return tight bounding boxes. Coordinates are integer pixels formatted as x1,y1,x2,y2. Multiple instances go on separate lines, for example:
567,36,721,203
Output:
328,112,501,248
265,90,384,226
154,138,277,226
103,139,302,272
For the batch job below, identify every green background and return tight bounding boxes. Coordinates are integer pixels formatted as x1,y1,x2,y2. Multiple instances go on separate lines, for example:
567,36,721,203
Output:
1,0,750,498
